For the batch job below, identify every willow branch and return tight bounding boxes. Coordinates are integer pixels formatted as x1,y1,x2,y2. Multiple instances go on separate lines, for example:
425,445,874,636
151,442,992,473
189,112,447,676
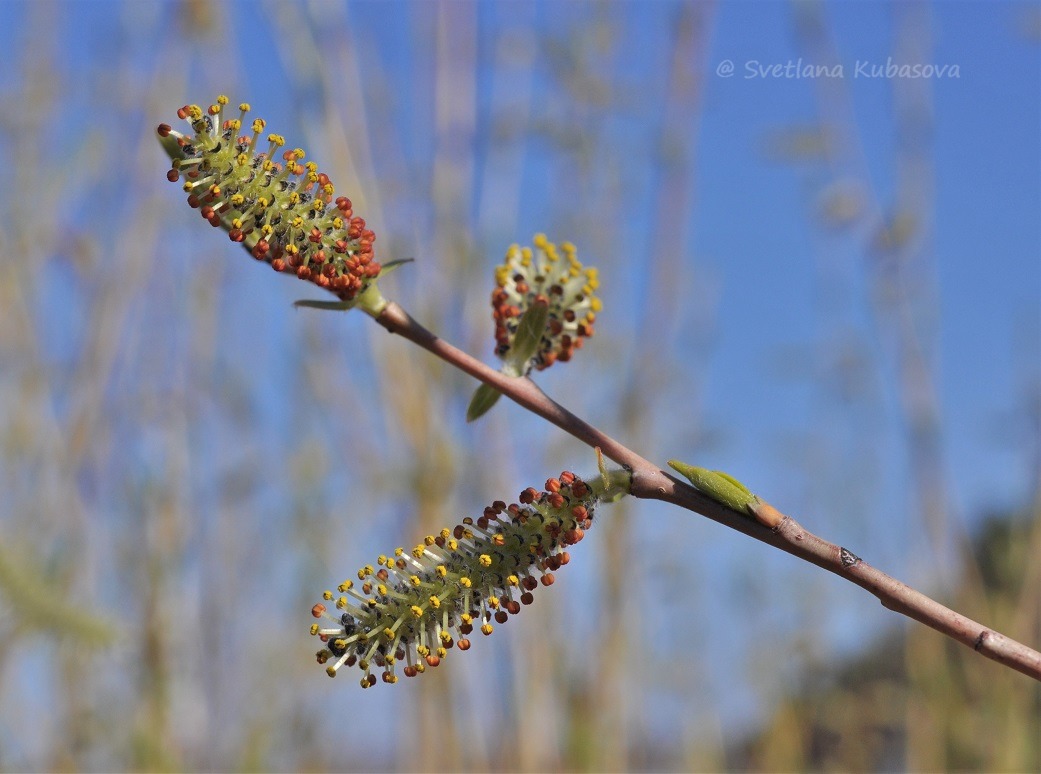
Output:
372,300,1041,681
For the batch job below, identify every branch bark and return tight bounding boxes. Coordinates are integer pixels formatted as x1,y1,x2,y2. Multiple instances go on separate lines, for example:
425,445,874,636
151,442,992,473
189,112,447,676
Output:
373,300,1041,682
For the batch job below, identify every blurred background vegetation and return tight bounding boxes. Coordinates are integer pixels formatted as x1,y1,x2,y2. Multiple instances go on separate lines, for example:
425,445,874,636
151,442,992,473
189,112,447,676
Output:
0,1,1037,771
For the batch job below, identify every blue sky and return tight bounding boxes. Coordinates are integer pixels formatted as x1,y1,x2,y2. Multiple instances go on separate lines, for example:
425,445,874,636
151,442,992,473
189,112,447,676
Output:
698,1,1039,518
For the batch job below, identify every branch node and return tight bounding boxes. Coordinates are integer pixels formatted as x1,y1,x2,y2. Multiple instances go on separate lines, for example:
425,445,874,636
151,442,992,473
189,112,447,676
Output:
840,547,862,568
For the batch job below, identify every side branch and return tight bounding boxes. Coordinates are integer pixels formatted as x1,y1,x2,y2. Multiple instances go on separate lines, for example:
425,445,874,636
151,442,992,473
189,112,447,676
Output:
374,302,641,470
373,300,1041,681
661,488,1041,681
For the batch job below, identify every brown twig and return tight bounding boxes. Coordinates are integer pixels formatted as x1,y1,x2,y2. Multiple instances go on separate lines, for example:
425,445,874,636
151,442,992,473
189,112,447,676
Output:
373,300,1041,682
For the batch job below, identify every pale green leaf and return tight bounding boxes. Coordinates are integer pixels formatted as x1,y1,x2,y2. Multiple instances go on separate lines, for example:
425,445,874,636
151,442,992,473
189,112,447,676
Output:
505,300,549,375
668,460,757,515
466,382,503,423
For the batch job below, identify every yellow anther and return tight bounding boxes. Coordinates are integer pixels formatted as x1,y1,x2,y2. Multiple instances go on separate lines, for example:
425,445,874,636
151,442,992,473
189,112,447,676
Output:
481,623,494,636
410,605,424,618
322,590,333,600
435,565,447,577
251,118,266,133
309,624,320,635
507,575,519,586
335,596,347,609
488,596,500,609
410,575,421,587
479,555,492,567
217,95,229,105
429,596,441,609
